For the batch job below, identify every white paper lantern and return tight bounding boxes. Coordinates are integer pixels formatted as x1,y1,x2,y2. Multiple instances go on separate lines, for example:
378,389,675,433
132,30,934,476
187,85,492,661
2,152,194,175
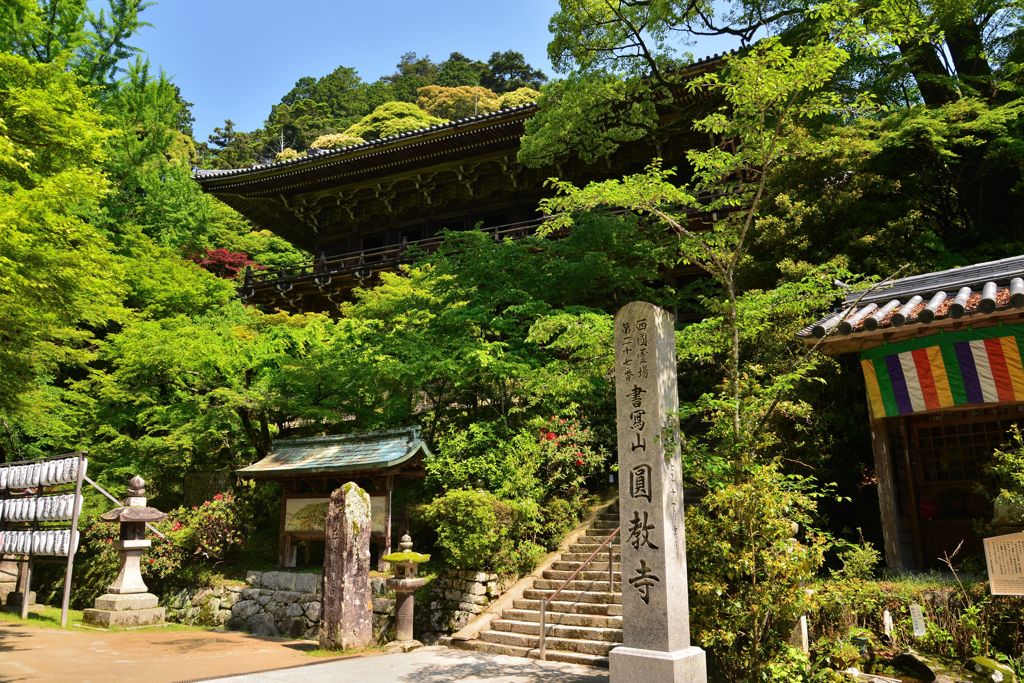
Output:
0,467,8,489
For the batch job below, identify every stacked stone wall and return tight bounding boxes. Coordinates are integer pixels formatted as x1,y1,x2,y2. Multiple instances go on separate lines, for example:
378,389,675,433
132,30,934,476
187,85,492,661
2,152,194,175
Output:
420,570,511,643
164,570,393,642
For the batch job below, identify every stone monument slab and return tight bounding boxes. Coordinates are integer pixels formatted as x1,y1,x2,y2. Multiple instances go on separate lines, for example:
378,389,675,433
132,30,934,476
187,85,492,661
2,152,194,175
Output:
611,301,706,682
319,482,373,650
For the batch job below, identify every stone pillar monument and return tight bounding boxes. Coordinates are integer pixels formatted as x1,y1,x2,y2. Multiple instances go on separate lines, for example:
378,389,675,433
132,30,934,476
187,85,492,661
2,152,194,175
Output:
319,482,373,650
611,301,707,682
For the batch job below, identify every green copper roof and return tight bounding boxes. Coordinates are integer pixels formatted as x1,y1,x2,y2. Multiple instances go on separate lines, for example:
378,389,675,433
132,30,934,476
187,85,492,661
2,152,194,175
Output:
236,427,429,478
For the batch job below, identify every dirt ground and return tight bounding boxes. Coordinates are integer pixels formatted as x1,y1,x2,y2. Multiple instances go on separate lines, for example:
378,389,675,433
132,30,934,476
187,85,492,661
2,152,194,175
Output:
0,620,359,683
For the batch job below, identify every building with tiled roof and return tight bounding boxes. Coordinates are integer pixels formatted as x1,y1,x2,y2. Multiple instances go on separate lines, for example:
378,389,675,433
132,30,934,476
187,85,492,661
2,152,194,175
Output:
804,256,1024,569
193,53,730,311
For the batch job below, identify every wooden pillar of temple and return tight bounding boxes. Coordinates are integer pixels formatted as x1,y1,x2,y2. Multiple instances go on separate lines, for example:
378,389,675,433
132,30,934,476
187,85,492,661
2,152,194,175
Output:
870,417,906,570
378,474,394,571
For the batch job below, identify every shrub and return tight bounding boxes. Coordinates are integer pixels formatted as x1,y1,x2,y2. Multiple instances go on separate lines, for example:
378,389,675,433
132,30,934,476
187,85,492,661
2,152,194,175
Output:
416,85,500,120
58,491,254,607
274,147,304,161
426,423,544,501
833,532,882,580
498,87,540,109
309,133,365,150
343,102,447,141
687,464,828,680
535,415,605,502
422,489,542,575
990,425,1024,528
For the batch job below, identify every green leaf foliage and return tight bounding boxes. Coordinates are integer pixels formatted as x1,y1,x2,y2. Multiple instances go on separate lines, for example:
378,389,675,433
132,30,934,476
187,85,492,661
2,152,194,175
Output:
343,101,447,140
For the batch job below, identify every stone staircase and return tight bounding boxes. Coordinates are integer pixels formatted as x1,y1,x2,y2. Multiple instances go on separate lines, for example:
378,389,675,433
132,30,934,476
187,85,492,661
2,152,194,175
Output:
453,506,622,667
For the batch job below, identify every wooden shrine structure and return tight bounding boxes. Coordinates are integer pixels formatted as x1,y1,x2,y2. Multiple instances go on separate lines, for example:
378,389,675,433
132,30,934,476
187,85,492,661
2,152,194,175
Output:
193,53,729,313
802,256,1024,569
235,427,429,568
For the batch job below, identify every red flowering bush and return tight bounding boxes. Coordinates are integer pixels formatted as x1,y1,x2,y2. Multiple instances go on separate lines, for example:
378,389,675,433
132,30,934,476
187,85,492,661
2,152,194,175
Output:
536,415,604,500
154,491,252,565
34,493,253,609
190,248,265,279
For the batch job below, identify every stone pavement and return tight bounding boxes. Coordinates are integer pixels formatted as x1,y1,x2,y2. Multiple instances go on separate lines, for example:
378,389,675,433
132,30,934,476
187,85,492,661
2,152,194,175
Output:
200,646,610,683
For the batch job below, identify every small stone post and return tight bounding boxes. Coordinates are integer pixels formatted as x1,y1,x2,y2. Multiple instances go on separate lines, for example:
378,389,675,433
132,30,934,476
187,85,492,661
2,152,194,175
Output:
611,301,707,682
320,482,373,650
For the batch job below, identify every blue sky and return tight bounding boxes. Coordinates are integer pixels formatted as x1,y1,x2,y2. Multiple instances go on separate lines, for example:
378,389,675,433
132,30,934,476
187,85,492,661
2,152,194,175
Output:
113,0,734,141
122,0,563,140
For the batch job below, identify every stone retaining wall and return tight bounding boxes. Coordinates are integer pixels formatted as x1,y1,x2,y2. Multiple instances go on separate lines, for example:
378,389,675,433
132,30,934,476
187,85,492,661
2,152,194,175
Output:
165,568,511,644
164,570,393,642
420,570,511,643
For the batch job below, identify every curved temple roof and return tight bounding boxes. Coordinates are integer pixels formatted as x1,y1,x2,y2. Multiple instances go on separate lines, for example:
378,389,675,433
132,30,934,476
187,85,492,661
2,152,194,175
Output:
801,255,1024,353
194,104,538,182
192,50,734,185
236,427,430,478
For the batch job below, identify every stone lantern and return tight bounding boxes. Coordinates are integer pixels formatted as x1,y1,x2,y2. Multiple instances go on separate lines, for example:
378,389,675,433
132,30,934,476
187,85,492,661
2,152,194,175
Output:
83,476,167,627
382,533,429,647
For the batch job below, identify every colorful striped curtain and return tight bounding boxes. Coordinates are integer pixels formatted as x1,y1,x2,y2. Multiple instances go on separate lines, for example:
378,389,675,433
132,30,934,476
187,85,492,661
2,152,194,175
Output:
861,325,1024,418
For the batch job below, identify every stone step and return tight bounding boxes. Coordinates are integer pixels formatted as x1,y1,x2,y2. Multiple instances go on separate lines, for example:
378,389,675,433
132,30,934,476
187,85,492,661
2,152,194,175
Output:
560,551,621,563
569,536,614,548
500,608,623,629
532,578,620,593
569,538,620,549
542,568,622,582
480,628,617,657
491,618,623,643
522,588,621,605
513,598,622,617
453,639,610,668
582,527,621,537
551,560,622,572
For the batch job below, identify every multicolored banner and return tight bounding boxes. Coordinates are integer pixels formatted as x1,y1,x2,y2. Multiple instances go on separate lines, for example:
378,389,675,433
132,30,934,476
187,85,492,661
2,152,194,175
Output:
860,325,1024,418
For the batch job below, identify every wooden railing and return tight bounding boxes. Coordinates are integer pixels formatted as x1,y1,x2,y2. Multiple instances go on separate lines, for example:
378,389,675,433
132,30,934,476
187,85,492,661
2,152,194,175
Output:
243,217,546,292
538,526,620,661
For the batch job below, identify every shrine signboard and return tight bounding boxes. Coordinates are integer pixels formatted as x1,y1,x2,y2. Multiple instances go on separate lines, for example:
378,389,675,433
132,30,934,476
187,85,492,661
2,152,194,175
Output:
984,532,1024,596
611,302,706,682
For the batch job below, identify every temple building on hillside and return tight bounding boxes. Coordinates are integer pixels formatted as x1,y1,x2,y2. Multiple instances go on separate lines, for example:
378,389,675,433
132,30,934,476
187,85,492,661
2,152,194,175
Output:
801,255,1024,570
235,427,430,568
193,54,728,313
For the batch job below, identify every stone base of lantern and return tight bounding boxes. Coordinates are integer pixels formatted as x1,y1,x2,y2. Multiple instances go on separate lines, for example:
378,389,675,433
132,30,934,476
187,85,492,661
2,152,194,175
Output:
84,592,164,627
609,646,707,683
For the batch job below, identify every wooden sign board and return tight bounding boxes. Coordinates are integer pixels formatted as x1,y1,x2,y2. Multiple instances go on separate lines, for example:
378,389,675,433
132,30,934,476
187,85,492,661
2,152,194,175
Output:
983,532,1024,596
284,496,387,534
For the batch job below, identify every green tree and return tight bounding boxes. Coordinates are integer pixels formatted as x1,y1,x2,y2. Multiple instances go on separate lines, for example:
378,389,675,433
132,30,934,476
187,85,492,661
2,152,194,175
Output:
0,55,124,433
381,51,440,102
481,50,547,92
537,39,873,677
0,0,87,63
202,119,263,169
435,51,487,86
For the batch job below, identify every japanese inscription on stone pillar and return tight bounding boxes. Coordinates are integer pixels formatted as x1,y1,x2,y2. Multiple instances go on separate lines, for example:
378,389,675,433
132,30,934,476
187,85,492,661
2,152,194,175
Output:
615,301,693,653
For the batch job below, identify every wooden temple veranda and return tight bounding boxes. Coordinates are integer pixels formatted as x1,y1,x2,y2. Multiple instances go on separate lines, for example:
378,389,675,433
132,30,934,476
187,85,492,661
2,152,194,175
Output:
802,255,1024,570
235,427,430,568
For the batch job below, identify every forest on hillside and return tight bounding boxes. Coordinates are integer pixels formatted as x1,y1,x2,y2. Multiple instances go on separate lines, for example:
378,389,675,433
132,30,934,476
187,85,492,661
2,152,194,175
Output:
3,0,1024,677
201,49,547,168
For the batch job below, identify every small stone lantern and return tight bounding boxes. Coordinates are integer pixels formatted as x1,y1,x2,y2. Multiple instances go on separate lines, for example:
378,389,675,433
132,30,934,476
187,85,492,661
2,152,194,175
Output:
83,476,167,627
382,533,430,647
